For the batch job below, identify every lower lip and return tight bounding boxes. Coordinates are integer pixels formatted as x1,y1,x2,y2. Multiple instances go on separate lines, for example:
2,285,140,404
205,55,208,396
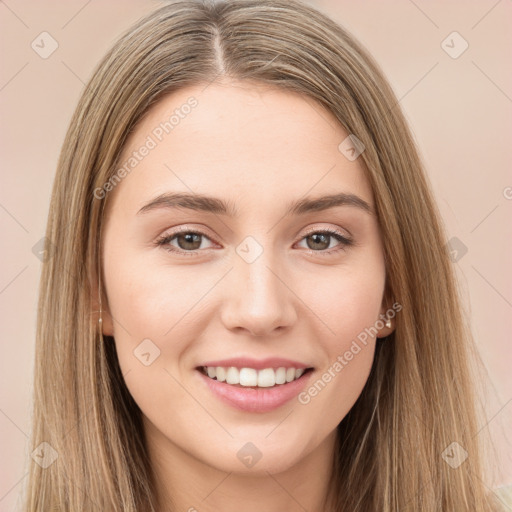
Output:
197,369,313,413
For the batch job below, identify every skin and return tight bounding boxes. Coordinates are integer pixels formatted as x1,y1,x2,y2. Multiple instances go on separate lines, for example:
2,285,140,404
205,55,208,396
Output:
100,79,394,512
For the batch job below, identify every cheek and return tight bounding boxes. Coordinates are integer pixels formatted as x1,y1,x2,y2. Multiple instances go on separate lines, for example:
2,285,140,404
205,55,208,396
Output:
294,259,384,417
102,254,197,419
298,259,386,344
103,248,223,387
298,342,375,445
296,280,382,436
104,249,205,339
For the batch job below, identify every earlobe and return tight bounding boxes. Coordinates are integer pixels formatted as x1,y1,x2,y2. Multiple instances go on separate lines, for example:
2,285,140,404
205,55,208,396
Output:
377,294,396,339
376,311,394,339
99,304,114,337
91,279,114,337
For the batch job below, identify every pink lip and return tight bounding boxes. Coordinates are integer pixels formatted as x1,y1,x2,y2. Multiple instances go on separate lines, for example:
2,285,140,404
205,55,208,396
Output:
199,357,311,370
196,368,314,413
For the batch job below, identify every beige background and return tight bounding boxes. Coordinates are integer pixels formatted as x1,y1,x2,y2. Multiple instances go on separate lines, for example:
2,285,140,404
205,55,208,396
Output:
0,0,511,510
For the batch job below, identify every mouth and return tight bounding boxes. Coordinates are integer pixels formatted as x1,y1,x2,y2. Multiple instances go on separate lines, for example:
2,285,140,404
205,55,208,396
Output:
196,364,315,412
196,365,314,388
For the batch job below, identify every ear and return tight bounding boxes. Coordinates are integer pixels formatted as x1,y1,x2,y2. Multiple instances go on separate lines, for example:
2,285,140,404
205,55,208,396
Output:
376,283,396,339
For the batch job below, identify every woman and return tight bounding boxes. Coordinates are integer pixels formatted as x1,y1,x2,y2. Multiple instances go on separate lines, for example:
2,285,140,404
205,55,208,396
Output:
23,0,505,510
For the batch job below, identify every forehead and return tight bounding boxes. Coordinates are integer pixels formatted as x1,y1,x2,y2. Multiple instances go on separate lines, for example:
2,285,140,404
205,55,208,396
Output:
109,80,374,216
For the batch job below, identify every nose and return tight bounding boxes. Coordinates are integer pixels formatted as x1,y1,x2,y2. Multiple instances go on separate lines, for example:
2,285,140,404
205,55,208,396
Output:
220,251,297,337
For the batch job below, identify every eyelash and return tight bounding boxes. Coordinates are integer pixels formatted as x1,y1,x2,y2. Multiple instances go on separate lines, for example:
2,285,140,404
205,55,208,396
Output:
155,227,353,257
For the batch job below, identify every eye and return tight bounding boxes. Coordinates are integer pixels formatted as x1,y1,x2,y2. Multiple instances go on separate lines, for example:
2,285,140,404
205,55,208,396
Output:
155,228,216,255
295,228,353,255
155,226,353,257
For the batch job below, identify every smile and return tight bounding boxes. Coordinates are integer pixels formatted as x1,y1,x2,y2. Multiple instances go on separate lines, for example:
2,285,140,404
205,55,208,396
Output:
196,363,314,413
198,365,311,388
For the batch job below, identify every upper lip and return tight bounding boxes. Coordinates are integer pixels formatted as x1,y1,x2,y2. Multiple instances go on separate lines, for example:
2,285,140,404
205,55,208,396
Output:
198,357,313,370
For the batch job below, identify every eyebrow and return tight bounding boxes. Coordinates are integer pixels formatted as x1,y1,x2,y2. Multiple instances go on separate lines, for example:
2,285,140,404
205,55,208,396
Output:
137,191,374,217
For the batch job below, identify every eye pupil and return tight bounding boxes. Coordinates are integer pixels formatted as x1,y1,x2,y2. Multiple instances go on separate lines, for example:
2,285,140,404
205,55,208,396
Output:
178,232,202,250
307,233,330,250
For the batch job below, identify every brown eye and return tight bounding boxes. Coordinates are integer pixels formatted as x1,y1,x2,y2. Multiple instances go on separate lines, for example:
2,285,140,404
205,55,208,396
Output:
305,233,331,250
156,229,215,255
175,232,203,250
296,229,353,255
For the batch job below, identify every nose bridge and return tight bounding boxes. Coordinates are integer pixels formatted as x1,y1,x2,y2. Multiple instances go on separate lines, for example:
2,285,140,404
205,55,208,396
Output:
221,235,296,335
241,252,281,306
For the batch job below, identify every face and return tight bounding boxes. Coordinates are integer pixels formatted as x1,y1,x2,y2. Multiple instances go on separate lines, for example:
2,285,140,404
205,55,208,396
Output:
100,79,392,478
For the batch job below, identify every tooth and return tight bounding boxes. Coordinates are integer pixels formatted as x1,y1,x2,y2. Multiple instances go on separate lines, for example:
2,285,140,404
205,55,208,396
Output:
216,366,226,382
205,365,308,386
239,368,258,386
225,367,240,385
286,368,296,382
275,367,286,385
258,368,276,387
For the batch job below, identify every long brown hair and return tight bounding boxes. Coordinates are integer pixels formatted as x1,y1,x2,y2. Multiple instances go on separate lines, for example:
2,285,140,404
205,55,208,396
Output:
23,0,503,510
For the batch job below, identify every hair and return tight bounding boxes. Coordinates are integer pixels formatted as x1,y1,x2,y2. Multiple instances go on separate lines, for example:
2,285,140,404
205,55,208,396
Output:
22,0,504,510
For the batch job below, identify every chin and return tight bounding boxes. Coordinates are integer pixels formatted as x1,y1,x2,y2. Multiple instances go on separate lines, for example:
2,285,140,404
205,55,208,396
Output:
200,436,310,476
